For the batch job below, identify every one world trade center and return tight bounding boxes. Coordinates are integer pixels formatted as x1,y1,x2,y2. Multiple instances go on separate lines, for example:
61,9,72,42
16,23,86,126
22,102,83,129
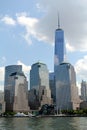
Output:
54,16,66,72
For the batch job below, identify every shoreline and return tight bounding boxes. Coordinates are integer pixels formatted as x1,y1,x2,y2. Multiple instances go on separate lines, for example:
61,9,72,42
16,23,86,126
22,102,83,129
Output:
1,114,87,118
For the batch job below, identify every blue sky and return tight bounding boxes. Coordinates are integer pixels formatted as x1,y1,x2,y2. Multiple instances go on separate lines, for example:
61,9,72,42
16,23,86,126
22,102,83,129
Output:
0,0,87,90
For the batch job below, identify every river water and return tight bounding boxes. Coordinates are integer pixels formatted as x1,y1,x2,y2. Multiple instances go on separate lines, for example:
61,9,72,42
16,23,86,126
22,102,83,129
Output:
0,117,87,130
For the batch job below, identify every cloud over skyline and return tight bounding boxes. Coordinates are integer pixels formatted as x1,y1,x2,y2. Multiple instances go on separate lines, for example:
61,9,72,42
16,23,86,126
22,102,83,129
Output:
1,0,87,52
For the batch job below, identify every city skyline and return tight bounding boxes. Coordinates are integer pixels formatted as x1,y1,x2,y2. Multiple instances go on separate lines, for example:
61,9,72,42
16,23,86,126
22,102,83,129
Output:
1,0,87,90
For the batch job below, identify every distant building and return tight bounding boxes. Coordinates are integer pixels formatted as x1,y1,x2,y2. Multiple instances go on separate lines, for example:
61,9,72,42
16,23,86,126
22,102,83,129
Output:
81,80,87,101
4,65,29,112
29,62,52,109
49,72,56,103
55,62,80,110
0,91,5,114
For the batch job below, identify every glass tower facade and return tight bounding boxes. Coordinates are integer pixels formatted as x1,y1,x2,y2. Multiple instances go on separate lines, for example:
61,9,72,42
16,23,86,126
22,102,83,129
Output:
55,62,80,110
54,27,65,72
30,62,49,90
4,65,22,88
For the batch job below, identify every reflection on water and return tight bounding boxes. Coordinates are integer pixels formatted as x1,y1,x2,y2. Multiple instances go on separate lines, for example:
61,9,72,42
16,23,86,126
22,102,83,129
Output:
0,117,87,130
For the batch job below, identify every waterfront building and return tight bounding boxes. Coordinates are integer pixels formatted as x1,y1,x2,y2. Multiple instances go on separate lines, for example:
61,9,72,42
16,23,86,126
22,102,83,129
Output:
49,72,56,103
81,80,87,101
4,65,29,112
80,101,87,109
55,62,80,110
4,65,22,111
54,16,66,104
28,89,40,110
0,91,5,114
39,86,52,107
29,62,52,109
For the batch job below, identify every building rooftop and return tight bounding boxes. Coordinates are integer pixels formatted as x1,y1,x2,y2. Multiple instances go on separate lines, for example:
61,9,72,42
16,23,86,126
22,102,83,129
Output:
59,62,71,66
10,72,25,77
32,61,46,67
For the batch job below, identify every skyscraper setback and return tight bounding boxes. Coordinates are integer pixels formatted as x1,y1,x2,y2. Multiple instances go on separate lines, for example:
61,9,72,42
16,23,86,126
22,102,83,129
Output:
54,16,65,72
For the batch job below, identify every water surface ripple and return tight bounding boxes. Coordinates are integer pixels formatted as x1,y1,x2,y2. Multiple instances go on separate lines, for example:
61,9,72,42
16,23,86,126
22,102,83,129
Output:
0,117,87,130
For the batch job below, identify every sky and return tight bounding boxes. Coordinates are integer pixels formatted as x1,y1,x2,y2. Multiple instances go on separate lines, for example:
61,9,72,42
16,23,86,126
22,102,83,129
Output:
0,0,87,91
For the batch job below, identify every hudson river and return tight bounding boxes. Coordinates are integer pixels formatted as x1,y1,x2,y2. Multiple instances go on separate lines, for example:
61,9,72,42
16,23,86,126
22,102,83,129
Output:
0,117,87,130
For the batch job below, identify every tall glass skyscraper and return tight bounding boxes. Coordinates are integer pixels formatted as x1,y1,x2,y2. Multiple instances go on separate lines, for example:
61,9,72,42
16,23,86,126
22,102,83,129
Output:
55,62,80,110
54,18,65,72
30,62,49,90
29,62,52,109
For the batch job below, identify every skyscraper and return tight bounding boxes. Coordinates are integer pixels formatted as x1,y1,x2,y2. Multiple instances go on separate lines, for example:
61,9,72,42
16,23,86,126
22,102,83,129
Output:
49,72,55,102
29,62,52,109
9,72,29,112
54,16,65,72
81,80,87,101
55,62,80,110
30,62,49,90
4,65,29,112
4,65,22,88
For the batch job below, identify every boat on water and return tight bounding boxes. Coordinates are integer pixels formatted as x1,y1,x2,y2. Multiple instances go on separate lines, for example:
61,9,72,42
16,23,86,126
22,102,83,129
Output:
28,112,36,117
14,112,28,117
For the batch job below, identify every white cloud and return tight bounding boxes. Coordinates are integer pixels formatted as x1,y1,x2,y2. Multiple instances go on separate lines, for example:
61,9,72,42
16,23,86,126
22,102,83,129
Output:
1,15,16,26
35,0,87,51
14,0,87,51
17,60,31,80
66,42,75,52
75,55,87,81
0,56,6,65
16,12,53,44
16,12,39,45
1,0,87,51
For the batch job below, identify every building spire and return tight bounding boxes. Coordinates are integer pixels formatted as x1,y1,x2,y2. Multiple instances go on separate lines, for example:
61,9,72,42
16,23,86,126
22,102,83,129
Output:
58,13,60,29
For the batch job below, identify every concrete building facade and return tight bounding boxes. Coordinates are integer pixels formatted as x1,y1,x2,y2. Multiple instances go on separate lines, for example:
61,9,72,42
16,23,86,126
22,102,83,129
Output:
4,65,29,112
0,91,5,114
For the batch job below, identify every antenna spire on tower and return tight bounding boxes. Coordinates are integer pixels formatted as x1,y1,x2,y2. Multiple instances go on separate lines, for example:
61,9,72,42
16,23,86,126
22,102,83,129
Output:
58,13,60,29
